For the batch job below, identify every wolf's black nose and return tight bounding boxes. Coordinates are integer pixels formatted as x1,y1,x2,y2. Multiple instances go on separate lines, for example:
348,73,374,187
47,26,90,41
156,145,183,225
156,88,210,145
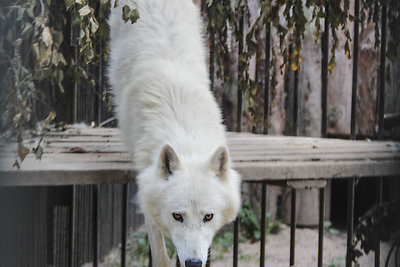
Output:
185,258,202,267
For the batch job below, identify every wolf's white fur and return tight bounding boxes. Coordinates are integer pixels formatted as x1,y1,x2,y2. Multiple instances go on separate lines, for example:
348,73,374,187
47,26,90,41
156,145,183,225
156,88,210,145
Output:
108,1,241,266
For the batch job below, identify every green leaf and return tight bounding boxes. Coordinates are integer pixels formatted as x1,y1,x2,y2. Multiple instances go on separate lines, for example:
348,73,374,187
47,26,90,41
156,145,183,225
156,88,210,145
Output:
26,6,34,18
324,220,332,229
21,23,33,38
329,228,339,235
16,8,25,21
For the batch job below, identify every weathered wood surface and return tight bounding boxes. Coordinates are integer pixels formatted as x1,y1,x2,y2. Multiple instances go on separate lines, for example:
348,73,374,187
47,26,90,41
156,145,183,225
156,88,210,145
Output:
0,127,399,186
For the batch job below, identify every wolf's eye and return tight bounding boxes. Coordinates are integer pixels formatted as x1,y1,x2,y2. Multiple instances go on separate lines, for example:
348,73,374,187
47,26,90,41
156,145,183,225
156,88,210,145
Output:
203,213,214,223
172,212,183,222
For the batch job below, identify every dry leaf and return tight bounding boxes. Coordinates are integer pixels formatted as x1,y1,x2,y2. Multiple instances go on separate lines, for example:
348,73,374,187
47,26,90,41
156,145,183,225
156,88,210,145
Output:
18,143,30,162
79,5,92,16
42,26,53,47
44,111,56,125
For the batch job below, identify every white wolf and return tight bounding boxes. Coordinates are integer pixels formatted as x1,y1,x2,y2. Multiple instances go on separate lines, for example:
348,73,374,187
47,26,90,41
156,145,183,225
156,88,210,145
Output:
108,1,241,266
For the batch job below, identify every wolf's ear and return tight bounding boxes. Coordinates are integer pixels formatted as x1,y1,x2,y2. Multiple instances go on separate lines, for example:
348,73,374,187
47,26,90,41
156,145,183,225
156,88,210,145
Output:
158,145,180,179
209,146,229,179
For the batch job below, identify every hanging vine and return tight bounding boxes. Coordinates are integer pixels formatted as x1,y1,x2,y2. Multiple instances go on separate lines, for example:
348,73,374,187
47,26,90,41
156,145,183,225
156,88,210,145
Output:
0,0,136,166
204,0,398,129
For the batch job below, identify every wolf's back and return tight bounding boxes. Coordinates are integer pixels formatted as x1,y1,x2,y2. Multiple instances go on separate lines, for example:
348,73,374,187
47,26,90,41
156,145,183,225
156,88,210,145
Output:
108,0,224,170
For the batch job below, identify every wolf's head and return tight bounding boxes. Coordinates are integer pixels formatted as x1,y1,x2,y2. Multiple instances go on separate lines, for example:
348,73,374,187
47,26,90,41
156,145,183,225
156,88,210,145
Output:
138,144,241,267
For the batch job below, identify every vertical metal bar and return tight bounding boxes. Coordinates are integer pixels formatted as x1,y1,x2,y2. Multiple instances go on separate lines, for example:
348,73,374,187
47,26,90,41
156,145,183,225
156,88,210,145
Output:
97,36,103,125
284,43,292,133
375,4,387,265
121,183,129,267
111,185,115,246
321,3,329,138
263,10,271,134
260,183,267,267
293,69,299,136
73,25,79,123
69,185,76,267
237,11,244,133
148,246,152,267
346,178,355,267
351,0,360,140
290,188,296,266
378,1,387,140
375,176,383,267
92,185,99,267
318,187,326,267
233,217,239,267
206,247,211,267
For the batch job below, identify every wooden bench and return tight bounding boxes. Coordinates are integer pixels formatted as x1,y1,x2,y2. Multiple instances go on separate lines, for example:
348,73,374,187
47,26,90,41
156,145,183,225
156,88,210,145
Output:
1,127,399,186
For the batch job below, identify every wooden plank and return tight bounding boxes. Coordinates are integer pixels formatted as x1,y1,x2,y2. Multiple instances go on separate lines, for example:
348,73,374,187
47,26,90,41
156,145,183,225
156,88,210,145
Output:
228,140,399,149
286,180,327,189
230,152,400,162
1,150,396,164
43,127,120,136
2,140,397,155
0,127,399,186
230,147,398,155
44,136,122,142
234,160,400,181
0,156,134,172
0,170,135,186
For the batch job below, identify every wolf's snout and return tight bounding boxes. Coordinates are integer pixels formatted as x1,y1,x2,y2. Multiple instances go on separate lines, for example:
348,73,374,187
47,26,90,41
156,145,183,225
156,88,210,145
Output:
185,258,202,267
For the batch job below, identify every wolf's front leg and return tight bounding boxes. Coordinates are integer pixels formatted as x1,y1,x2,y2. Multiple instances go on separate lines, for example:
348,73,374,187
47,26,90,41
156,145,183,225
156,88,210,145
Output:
145,216,173,267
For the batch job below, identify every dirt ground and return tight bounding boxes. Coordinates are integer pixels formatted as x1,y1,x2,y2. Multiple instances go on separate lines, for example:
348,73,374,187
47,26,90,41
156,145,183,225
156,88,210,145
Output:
211,224,348,267
210,224,395,267
86,224,395,267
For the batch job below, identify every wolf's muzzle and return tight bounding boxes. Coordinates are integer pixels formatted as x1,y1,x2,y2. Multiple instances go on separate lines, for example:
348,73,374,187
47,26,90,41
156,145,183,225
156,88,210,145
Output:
185,258,202,267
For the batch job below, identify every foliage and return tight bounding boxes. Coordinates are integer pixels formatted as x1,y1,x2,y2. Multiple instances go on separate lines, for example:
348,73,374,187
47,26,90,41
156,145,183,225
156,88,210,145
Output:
107,229,176,267
324,256,345,267
0,0,138,165
212,232,234,260
239,202,281,242
351,201,400,266
323,220,340,235
123,230,149,267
